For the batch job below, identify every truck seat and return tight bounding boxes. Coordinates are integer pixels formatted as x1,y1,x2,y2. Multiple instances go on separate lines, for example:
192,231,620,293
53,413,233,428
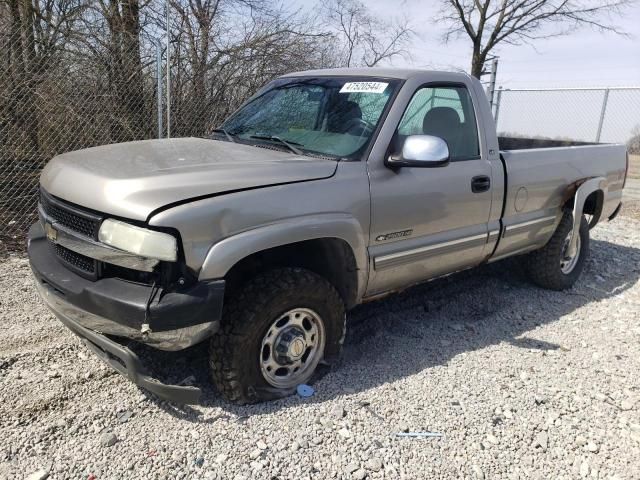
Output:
328,101,363,134
422,107,461,156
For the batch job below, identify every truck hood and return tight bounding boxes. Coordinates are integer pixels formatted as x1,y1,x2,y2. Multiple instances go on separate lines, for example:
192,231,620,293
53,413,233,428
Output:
40,137,338,221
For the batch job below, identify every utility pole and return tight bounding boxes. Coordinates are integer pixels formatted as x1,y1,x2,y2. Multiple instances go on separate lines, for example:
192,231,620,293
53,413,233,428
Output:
486,57,499,108
165,0,171,139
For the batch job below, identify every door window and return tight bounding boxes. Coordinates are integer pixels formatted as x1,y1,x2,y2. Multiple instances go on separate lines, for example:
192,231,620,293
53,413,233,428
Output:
397,86,479,160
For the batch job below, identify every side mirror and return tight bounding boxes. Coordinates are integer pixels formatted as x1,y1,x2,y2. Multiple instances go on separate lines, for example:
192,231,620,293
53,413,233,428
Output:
386,135,450,168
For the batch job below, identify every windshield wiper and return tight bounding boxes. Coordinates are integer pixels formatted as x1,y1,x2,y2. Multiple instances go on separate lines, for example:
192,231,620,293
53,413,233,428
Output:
211,128,236,143
249,135,304,155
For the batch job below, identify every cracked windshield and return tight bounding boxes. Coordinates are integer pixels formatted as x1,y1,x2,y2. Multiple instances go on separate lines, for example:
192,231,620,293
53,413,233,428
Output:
219,77,400,159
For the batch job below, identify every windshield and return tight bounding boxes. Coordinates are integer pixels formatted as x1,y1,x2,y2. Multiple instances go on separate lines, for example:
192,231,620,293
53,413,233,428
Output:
219,77,401,159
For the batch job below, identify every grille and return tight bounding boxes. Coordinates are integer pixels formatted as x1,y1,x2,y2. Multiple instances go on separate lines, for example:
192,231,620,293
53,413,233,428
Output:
40,190,100,238
53,243,97,275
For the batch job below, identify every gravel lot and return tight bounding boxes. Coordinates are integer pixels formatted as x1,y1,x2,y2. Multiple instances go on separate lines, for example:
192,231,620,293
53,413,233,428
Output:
1,217,639,480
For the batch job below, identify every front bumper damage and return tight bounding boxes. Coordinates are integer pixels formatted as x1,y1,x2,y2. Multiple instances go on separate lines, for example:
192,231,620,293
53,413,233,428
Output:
28,222,225,404
36,279,202,404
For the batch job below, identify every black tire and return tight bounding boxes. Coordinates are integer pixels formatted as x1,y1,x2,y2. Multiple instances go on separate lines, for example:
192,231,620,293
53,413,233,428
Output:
525,211,590,290
209,267,345,404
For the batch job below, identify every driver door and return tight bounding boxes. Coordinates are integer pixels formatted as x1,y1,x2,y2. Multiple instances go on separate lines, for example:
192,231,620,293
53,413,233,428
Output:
366,83,493,295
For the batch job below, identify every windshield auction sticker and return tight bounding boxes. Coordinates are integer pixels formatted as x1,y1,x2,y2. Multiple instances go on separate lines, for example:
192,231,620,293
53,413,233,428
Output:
339,82,389,94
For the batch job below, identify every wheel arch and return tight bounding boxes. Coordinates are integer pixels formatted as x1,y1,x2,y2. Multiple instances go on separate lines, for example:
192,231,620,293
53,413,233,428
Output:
562,178,606,229
198,214,368,308
560,177,606,259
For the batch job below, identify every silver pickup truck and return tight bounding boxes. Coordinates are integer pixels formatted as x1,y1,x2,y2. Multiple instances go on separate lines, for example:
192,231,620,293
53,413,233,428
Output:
28,68,628,404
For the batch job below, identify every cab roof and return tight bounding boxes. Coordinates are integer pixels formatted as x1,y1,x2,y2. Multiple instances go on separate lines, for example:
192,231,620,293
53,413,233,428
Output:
282,67,472,82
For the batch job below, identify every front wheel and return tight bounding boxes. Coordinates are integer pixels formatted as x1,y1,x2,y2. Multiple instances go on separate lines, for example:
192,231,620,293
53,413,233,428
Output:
524,211,590,290
209,268,345,404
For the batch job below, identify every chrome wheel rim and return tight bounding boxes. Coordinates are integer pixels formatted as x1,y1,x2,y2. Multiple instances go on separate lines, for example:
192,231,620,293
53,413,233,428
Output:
560,231,581,274
259,308,325,389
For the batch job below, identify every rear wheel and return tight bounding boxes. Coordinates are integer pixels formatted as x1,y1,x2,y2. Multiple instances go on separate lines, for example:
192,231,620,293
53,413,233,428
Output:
210,268,345,404
524,211,589,290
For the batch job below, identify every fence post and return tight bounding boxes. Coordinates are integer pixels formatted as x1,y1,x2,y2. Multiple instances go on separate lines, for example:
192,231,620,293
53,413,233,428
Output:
155,40,163,139
595,88,610,143
494,87,503,125
486,57,499,108
165,0,171,139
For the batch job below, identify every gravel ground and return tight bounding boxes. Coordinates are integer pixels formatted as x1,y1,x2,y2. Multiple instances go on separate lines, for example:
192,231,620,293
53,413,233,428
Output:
620,196,640,222
1,217,640,480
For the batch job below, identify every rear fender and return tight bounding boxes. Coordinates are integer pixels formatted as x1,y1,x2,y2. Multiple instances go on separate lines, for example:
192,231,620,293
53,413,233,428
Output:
567,177,607,257
198,214,369,301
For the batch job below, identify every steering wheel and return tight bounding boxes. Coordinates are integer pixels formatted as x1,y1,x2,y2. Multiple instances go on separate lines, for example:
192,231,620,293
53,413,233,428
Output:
343,118,374,137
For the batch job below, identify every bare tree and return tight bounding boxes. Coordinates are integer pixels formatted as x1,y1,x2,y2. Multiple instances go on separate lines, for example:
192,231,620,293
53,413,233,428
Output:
98,0,148,139
0,0,394,248
439,0,633,78
323,0,412,67
164,0,334,136
0,0,85,154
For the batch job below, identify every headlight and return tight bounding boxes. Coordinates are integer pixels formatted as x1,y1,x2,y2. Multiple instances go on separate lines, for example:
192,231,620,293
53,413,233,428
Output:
98,219,177,262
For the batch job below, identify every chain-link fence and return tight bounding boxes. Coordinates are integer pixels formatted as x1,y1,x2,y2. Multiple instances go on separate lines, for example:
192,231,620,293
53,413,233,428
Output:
0,44,162,250
2,0,640,256
0,47,160,253
0,0,338,254
494,87,640,145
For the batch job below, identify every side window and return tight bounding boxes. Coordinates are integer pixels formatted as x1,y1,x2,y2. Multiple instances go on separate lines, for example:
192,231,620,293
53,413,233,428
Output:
397,86,479,160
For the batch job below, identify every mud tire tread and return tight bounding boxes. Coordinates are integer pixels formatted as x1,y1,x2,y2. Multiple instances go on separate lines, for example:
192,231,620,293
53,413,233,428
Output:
209,267,345,404
524,211,589,291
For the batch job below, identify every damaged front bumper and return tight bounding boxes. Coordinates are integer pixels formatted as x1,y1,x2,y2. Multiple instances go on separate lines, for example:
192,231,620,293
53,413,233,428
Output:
36,279,202,404
28,222,225,403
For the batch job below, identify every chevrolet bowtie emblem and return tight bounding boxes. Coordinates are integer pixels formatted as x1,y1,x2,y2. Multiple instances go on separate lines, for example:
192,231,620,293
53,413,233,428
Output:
45,222,58,242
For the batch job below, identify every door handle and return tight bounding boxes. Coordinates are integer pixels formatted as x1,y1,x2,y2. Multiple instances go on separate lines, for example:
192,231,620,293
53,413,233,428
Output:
471,175,491,193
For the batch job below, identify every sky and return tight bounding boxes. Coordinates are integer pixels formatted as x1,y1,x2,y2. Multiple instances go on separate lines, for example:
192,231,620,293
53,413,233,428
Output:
294,0,640,142
349,0,640,89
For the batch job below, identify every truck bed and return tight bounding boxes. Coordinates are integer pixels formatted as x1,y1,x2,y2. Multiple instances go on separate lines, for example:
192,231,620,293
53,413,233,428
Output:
491,142,627,261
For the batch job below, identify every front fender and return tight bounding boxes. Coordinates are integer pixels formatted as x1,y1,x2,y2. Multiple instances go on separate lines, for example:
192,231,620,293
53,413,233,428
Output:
198,213,369,300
